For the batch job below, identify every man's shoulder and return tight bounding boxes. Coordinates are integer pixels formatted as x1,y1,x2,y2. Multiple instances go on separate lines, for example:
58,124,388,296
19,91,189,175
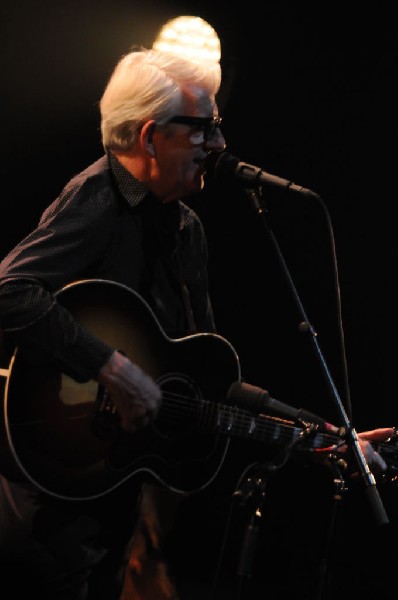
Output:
39,155,115,224
71,154,110,187
60,155,112,200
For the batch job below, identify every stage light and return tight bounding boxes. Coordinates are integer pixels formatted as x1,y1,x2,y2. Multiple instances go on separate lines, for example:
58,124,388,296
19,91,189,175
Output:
152,16,221,67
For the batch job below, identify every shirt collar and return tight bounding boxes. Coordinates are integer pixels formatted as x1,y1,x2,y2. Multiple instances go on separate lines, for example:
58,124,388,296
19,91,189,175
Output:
108,151,187,232
108,151,149,208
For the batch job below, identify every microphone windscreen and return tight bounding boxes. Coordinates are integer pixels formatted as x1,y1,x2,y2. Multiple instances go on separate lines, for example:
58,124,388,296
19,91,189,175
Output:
206,151,239,181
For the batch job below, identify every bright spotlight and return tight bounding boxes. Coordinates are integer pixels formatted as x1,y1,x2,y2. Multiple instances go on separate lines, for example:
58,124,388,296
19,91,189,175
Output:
152,16,221,67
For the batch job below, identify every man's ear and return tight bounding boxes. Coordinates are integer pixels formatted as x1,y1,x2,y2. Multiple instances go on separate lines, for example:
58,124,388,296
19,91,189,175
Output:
141,120,156,156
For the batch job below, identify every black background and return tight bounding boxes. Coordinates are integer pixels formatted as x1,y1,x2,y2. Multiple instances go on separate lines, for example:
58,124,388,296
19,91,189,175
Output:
2,2,398,598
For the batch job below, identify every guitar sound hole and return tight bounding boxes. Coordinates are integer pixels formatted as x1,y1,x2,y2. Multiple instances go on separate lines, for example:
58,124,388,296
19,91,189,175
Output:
155,373,203,438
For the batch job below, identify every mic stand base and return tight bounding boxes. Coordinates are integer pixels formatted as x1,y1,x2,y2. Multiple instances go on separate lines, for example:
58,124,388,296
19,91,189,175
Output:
314,456,348,600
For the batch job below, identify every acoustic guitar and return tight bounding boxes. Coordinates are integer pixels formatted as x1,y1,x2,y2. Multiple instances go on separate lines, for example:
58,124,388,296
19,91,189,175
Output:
0,279,396,501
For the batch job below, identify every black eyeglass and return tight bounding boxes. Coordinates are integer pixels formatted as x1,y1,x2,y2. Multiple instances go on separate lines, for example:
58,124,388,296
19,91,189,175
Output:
166,115,223,142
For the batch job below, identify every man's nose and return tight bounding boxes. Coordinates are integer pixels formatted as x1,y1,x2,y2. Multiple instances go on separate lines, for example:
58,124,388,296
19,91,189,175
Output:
205,128,226,151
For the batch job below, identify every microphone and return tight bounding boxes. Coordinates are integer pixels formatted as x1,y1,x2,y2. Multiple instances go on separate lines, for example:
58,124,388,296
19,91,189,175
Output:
227,381,343,436
207,151,319,198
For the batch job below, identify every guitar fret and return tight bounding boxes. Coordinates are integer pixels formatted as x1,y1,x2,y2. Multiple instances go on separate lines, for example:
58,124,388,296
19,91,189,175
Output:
271,423,281,441
248,417,256,435
215,403,338,451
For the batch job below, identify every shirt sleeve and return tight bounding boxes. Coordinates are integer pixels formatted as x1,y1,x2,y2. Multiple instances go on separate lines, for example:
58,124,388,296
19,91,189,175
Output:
0,174,118,381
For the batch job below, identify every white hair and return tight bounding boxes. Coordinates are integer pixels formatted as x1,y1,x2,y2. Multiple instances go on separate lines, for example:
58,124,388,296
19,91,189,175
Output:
100,47,222,151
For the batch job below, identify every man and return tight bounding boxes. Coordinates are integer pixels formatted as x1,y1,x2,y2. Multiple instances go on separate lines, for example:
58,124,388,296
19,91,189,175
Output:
0,47,393,599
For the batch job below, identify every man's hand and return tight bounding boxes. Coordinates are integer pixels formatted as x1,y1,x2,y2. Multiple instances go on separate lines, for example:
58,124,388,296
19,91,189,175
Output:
357,427,395,474
98,350,162,433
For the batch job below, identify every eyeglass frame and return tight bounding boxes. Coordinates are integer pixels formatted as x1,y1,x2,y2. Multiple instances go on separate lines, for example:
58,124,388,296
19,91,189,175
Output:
164,115,223,143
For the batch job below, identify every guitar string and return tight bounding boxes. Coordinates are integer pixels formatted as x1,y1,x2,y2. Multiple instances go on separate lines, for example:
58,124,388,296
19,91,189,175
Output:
157,391,397,461
160,390,342,449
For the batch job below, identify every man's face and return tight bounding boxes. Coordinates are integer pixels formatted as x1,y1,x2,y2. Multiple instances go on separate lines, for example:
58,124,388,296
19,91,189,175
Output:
148,87,226,203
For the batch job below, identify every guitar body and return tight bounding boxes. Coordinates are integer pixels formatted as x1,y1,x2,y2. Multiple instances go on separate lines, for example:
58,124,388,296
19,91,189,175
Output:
2,279,398,502
0,279,241,500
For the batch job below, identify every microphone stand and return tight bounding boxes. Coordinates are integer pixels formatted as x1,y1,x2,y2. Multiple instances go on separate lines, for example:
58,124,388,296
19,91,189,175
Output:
314,454,348,600
233,421,319,600
243,185,389,527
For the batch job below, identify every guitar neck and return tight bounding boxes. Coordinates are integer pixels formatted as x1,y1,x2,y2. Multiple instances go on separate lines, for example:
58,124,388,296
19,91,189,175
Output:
214,402,339,450
213,403,398,478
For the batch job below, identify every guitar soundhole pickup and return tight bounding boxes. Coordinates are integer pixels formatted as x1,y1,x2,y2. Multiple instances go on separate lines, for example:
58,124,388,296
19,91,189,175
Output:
91,383,120,439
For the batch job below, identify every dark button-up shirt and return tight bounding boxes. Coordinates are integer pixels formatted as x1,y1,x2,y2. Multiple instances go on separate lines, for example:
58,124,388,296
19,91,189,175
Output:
0,153,215,380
